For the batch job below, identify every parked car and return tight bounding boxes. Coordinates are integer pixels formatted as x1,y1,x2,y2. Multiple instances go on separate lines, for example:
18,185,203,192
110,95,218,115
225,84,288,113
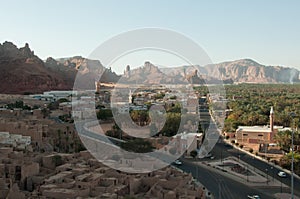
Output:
205,153,213,158
278,171,287,177
174,160,182,165
247,195,260,199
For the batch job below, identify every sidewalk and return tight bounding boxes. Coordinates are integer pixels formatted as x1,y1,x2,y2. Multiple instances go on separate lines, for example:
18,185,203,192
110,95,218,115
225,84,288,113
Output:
208,156,287,187
190,156,286,188
223,138,300,180
185,158,300,199
274,193,300,199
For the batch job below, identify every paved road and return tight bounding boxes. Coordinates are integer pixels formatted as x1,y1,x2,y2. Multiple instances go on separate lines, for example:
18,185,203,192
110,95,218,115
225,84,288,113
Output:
210,140,300,197
175,159,273,199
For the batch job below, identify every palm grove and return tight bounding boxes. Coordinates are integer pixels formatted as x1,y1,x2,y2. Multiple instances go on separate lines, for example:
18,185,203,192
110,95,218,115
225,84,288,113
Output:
223,84,300,175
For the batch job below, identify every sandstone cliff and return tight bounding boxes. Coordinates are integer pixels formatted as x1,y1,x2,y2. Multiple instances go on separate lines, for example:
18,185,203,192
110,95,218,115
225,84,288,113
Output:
0,42,120,94
0,42,72,94
160,59,299,84
203,59,299,83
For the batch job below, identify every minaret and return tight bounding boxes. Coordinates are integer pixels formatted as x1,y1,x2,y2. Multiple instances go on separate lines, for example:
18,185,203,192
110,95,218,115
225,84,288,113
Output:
270,106,274,132
128,90,133,104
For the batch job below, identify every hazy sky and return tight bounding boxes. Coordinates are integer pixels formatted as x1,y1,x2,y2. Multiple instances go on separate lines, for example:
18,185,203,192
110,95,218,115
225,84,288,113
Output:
1,0,300,73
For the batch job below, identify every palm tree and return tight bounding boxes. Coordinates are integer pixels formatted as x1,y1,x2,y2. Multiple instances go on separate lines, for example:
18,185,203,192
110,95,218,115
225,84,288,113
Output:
275,130,292,152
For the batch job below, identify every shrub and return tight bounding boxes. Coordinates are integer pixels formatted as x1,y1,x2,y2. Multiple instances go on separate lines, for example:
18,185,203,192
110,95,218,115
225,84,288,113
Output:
190,150,198,158
231,140,235,144
239,144,243,149
52,155,63,166
249,148,253,153
225,135,230,140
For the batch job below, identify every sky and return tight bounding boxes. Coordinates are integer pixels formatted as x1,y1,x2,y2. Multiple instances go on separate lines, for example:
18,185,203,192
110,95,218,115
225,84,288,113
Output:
1,0,300,74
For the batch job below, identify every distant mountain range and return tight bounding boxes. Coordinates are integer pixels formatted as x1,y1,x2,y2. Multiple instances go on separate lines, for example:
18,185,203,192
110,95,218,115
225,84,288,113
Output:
0,41,299,94
161,59,299,84
122,59,299,85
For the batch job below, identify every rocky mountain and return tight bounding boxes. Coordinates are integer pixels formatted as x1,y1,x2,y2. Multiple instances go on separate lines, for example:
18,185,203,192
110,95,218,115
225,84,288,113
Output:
46,56,120,89
0,42,72,94
0,42,120,94
158,59,299,84
203,59,299,83
121,61,177,84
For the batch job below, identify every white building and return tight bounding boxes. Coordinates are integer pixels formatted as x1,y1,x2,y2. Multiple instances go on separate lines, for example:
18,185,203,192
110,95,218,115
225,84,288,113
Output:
174,132,203,155
0,132,31,149
41,90,77,101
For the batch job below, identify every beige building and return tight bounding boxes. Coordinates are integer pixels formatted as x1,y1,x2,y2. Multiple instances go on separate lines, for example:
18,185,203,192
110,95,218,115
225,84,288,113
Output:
186,97,199,114
174,132,203,155
235,107,291,145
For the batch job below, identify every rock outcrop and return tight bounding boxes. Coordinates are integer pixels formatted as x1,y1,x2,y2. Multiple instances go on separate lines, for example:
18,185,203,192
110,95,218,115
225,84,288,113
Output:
0,42,120,94
160,59,299,84
0,42,72,94
121,61,174,84
203,59,299,83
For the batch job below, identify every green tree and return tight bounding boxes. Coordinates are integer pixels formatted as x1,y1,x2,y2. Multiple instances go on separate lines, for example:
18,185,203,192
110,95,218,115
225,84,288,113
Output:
130,110,150,126
190,150,198,158
160,113,181,137
97,109,113,120
275,130,292,152
52,155,63,166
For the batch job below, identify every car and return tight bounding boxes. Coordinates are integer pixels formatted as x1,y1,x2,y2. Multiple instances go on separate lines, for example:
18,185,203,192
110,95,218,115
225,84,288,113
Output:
247,195,260,199
278,171,287,177
205,153,213,158
174,160,182,165
210,156,215,160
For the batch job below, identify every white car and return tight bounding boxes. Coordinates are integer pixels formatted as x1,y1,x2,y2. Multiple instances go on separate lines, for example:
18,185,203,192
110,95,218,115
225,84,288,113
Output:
278,171,287,177
247,195,260,199
174,160,182,165
205,153,213,158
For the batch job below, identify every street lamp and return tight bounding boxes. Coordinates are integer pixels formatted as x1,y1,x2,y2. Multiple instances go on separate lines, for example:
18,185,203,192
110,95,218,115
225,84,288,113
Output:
280,177,283,193
290,112,296,199
252,156,255,172
246,164,249,182
271,166,274,181
265,168,268,184
220,149,224,167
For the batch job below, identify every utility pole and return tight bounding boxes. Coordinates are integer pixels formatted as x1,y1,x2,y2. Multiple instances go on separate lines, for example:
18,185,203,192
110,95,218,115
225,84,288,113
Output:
220,150,223,165
271,166,274,181
265,169,268,185
252,156,255,172
247,164,249,182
